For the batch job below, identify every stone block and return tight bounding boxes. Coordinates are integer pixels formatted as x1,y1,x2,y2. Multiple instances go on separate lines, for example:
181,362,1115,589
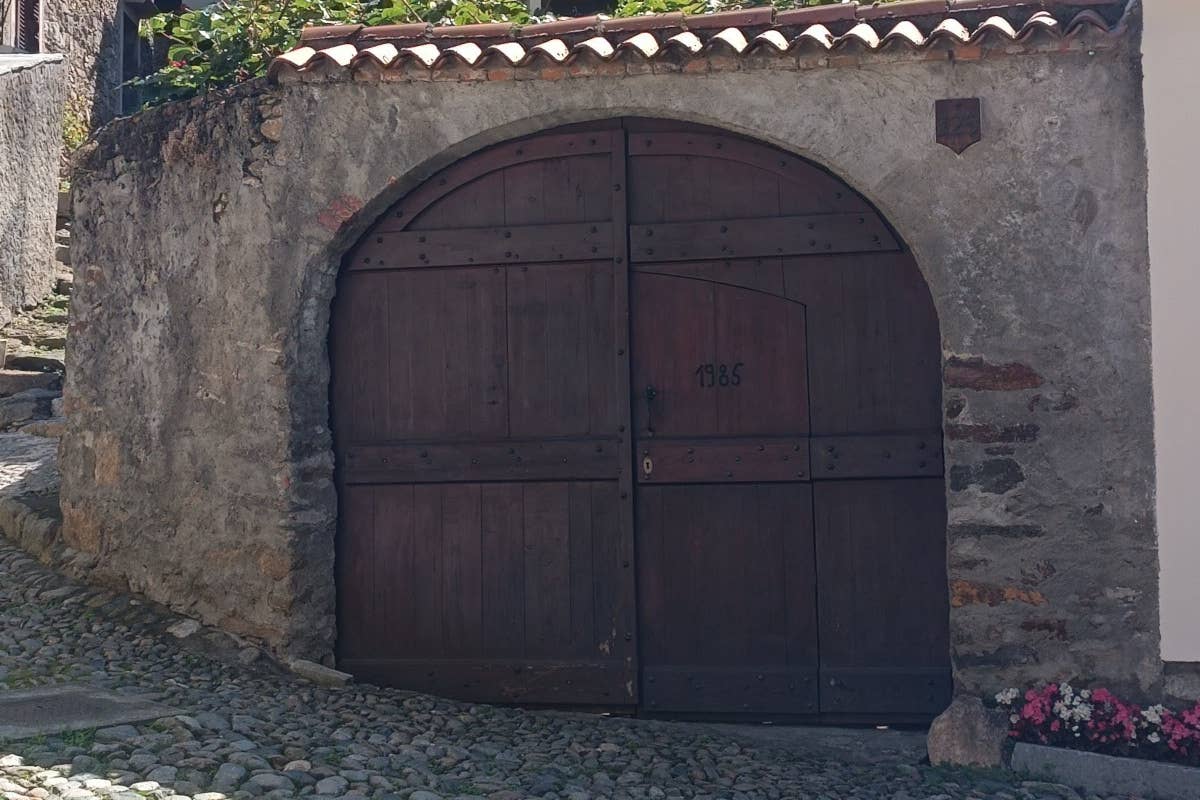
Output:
0,388,57,428
927,695,1010,767
0,369,61,396
5,353,65,372
288,659,352,687
1011,742,1200,800
20,416,66,438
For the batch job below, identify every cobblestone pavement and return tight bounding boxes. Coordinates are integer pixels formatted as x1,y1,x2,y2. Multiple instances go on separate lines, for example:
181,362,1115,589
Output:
0,540,1145,800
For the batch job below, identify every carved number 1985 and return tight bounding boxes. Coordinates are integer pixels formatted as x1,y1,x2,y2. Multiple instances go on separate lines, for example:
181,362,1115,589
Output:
695,362,744,388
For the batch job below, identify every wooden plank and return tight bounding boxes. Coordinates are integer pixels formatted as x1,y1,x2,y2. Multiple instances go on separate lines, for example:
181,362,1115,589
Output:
335,486,376,661
636,438,810,484
632,260,786,298
634,434,943,483
814,479,950,716
586,262,618,434
331,273,390,445
480,484,525,659
567,482,596,657
351,222,614,270
775,484,820,675
590,481,636,690
411,485,445,654
630,213,900,262
374,132,616,233
507,264,614,438
810,432,943,480
712,283,809,437
607,128,639,705
381,268,508,441
627,129,875,218
408,168,506,231
785,254,941,437
821,667,953,717
522,483,572,658
640,666,819,715
785,256,849,434
630,272,718,437
441,484,483,658
335,122,638,709
373,484,415,660
338,659,635,706
342,438,621,484
634,484,820,715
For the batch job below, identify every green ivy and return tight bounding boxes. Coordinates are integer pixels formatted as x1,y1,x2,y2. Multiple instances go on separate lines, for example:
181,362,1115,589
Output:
133,0,890,107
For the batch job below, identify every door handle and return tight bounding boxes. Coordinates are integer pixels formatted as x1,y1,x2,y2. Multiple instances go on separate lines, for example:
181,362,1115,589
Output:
644,385,657,434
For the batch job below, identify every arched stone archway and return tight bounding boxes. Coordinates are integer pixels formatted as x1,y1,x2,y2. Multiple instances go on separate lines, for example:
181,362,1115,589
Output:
329,118,949,720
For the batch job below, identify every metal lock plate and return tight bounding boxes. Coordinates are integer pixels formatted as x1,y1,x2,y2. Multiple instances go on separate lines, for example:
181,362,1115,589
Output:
642,456,653,475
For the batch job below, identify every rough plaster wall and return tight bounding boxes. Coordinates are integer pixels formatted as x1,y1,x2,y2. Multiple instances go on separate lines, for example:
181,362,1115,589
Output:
0,57,66,326
41,0,122,130
64,39,1158,697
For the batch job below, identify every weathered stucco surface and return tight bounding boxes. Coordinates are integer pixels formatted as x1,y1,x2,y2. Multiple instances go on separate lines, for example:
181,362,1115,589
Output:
63,30,1158,698
0,56,66,326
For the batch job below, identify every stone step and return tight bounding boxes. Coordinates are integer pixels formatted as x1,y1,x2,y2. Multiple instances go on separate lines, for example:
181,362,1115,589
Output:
20,416,65,438
0,388,58,429
55,244,70,265
5,353,65,373
0,370,61,397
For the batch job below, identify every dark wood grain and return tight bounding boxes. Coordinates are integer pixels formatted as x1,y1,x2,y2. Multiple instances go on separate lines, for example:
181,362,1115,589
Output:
332,125,636,707
334,119,948,720
629,214,899,262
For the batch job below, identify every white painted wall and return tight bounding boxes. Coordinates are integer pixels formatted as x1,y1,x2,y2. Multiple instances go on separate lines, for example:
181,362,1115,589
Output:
1145,0,1200,662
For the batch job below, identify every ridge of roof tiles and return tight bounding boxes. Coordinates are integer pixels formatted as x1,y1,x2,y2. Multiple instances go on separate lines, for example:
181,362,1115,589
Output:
268,0,1136,80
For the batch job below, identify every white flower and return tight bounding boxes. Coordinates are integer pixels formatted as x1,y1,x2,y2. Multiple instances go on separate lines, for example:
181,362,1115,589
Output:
995,688,1020,706
1079,689,1091,700
1149,732,1161,743
1144,704,1165,725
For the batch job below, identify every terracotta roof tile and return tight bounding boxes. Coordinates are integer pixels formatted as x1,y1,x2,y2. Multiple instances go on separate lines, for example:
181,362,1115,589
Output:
268,0,1135,81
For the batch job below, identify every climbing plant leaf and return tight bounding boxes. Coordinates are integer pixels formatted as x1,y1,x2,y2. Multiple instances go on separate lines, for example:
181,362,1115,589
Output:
133,0,893,107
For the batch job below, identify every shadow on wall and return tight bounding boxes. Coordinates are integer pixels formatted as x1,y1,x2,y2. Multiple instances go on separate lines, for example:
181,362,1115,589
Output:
89,9,121,127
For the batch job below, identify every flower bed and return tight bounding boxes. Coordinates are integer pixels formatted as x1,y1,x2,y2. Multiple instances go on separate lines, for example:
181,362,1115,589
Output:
995,682,1200,767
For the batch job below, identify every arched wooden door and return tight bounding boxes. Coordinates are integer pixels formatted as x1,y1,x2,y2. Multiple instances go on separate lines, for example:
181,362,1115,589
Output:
331,119,950,719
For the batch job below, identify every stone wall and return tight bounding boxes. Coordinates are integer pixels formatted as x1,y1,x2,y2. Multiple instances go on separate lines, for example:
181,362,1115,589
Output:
0,55,66,327
62,20,1160,698
41,0,123,131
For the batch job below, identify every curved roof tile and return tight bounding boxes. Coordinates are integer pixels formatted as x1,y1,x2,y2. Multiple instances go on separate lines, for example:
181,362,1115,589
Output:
267,0,1136,81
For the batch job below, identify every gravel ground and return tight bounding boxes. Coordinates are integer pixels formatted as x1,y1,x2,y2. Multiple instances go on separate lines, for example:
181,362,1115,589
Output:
0,539,1147,800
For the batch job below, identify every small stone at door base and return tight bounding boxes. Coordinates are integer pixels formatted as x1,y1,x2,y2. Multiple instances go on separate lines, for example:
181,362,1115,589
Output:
926,694,1010,767
288,659,352,687
167,619,201,639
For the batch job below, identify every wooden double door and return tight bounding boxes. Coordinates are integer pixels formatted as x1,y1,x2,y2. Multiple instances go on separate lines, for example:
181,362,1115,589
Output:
331,120,950,720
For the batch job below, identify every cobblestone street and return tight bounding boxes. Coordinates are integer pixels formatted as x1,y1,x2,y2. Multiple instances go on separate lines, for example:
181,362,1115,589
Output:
0,538,1147,800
